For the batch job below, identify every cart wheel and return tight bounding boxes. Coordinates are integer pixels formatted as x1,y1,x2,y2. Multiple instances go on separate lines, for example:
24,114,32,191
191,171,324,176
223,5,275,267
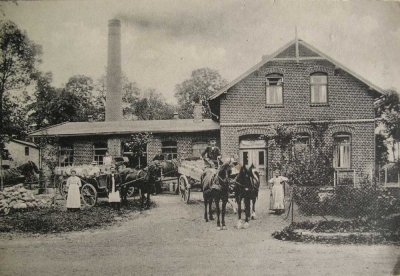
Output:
59,178,68,199
81,183,97,208
179,175,190,204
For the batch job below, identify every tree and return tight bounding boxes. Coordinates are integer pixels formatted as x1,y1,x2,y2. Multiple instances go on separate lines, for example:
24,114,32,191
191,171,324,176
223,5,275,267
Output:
376,90,400,163
93,75,140,121
174,68,226,119
29,72,57,128
0,20,41,141
123,133,151,168
134,89,175,120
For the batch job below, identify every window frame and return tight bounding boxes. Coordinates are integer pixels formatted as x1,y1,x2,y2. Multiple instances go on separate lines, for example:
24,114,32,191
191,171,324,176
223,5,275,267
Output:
161,140,178,160
310,72,328,105
265,73,284,107
333,133,352,169
93,142,108,165
293,134,311,159
58,144,74,167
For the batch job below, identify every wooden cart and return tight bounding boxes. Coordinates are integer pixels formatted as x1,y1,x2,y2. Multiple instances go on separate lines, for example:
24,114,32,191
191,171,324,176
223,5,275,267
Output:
177,158,209,204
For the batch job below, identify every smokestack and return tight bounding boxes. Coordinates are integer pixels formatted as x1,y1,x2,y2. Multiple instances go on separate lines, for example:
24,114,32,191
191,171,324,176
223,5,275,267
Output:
106,19,123,121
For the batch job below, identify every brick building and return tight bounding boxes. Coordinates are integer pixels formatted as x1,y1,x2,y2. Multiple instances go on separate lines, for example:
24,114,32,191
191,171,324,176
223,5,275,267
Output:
30,38,383,186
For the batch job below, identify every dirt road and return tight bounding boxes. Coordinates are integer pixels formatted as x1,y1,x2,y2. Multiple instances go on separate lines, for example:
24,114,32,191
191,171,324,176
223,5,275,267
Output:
0,188,399,276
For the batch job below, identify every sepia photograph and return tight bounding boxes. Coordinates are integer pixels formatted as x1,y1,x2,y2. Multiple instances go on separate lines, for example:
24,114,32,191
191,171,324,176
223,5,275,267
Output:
0,0,399,275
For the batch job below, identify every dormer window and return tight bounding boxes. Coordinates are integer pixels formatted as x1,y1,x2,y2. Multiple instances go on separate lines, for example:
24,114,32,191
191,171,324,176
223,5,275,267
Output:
266,73,283,105
310,72,328,104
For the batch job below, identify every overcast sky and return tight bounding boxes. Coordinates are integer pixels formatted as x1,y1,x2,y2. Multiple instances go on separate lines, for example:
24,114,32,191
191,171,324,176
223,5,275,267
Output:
3,0,400,103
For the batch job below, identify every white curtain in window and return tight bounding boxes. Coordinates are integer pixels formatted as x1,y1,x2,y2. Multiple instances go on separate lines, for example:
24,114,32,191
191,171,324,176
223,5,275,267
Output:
267,86,282,104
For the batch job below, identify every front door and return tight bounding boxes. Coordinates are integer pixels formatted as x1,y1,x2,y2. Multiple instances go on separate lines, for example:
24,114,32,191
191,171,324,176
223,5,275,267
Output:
239,138,267,185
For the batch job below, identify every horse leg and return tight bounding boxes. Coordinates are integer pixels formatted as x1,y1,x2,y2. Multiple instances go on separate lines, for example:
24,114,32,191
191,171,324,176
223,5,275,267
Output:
251,196,257,220
215,197,221,230
146,192,151,209
243,197,250,228
204,197,208,222
236,195,243,229
221,199,227,230
140,190,145,210
208,199,214,221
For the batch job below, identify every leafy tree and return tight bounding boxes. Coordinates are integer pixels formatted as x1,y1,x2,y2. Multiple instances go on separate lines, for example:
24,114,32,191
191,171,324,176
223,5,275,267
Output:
174,68,226,119
29,72,57,128
134,89,175,120
93,75,140,121
375,133,388,167
123,133,151,168
0,20,41,143
377,90,400,142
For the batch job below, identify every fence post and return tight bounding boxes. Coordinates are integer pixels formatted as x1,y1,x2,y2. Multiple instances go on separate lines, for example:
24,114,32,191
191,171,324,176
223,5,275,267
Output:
291,186,295,224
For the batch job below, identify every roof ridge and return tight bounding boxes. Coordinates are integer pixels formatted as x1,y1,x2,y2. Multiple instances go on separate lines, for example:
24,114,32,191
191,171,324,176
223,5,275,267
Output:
28,121,70,136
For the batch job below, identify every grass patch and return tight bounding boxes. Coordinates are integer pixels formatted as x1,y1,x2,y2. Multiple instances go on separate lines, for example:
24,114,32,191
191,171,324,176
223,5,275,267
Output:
0,199,156,234
272,215,400,245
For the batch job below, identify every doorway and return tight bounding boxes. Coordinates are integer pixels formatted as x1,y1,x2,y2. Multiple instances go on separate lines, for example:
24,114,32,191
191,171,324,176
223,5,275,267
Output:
239,138,267,184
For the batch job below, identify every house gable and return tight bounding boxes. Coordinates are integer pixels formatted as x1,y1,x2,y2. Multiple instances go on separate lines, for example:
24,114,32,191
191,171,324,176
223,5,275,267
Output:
209,39,384,101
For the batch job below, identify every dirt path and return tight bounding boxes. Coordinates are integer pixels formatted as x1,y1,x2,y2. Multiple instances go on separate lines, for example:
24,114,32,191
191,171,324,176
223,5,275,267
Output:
0,188,399,276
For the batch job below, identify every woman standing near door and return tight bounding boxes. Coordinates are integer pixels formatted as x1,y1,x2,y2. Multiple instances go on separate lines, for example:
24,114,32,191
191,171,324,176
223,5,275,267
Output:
268,169,288,214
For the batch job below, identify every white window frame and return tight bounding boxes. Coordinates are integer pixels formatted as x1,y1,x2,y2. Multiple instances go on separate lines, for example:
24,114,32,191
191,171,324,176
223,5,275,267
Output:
93,142,108,165
161,141,177,160
333,134,351,169
59,144,74,167
266,74,283,105
310,72,328,104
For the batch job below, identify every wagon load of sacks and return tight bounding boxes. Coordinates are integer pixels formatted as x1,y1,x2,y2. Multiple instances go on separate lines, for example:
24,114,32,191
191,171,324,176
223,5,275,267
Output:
0,184,51,215
54,165,107,177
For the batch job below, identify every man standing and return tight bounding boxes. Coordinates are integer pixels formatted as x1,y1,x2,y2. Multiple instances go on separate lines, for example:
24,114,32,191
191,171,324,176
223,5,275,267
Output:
201,139,221,168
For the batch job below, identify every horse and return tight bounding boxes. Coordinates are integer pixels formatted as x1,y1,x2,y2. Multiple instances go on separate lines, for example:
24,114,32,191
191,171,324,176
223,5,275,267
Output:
147,159,179,194
201,162,233,230
233,164,260,229
2,161,40,186
122,168,154,210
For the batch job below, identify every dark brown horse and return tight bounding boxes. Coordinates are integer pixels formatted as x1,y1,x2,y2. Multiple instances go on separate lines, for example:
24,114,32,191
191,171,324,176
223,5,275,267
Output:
122,168,154,210
234,164,260,229
201,162,232,230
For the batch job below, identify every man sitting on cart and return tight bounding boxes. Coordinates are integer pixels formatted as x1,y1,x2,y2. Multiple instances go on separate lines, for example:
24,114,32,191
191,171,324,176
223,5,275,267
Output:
201,139,222,169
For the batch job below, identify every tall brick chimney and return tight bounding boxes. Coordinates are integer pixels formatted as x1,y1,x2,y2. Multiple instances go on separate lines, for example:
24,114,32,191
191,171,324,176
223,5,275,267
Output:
106,19,123,121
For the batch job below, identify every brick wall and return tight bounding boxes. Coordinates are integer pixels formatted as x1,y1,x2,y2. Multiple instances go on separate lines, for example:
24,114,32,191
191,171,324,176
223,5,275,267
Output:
218,59,377,185
220,60,376,123
147,131,219,162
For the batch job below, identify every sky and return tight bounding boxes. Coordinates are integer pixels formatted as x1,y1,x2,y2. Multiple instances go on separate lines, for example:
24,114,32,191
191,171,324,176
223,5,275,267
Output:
2,0,400,103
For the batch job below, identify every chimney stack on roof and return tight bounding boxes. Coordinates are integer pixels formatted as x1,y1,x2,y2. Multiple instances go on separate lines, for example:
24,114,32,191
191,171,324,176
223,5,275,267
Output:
106,19,123,121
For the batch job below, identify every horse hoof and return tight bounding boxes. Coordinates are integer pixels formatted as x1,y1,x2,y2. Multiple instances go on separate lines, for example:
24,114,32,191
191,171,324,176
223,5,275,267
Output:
251,212,256,220
243,222,249,229
222,226,227,230
217,226,222,231
237,220,243,229
209,217,214,221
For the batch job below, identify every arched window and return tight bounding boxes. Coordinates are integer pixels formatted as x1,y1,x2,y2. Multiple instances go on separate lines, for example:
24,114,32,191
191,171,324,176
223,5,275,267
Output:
310,72,328,104
333,133,351,168
266,73,283,105
93,142,108,165
161,141,177,160
59,144,74,167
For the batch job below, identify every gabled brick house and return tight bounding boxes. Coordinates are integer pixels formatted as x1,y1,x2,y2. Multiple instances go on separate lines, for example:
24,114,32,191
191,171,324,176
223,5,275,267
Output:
30,38,383,186
208,39,383,185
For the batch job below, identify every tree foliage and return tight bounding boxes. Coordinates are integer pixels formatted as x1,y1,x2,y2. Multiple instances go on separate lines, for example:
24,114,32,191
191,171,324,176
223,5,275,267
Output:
134,89,175,120
0,20,41,144
174,68,226,119
377,90,400,142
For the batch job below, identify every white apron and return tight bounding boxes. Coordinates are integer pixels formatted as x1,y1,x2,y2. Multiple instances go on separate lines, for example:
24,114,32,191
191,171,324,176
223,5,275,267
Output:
108,174,121,203
269,176,288,210
66,176,81,209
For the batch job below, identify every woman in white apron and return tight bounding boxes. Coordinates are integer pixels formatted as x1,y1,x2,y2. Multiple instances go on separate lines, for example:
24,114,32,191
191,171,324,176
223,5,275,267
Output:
107,166,121,211
269,170,288,214
66,169,82,211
